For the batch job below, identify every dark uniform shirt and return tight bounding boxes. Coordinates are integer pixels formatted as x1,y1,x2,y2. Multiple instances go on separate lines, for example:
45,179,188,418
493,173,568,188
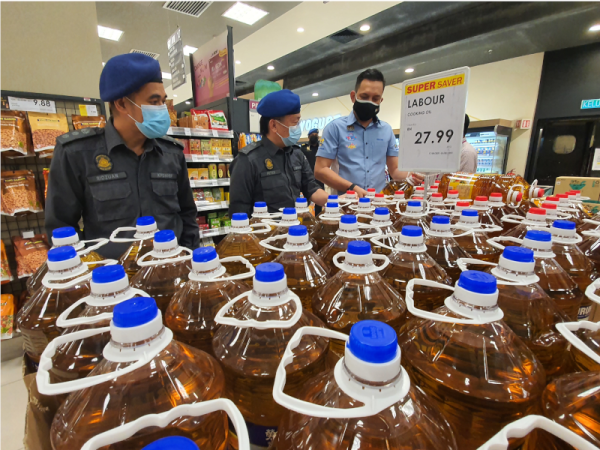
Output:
229,136,322,216
300,143,319,173
45,120,200,259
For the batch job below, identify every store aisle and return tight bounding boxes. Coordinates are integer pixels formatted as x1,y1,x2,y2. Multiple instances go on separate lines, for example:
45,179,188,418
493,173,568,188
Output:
1,357,26,450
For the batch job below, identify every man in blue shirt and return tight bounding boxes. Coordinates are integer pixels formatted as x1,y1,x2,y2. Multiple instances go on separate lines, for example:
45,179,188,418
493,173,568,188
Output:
315,69,423,196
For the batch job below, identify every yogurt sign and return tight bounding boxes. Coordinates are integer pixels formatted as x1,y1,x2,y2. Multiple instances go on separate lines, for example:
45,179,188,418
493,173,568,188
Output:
299,114,342,134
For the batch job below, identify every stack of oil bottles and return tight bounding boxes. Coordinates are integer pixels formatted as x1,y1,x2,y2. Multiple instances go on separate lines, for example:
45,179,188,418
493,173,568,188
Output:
18,177,600,449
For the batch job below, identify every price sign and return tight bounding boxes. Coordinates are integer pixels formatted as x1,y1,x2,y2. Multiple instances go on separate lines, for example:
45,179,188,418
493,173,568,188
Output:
212,129,219,137
8,96,56,114
398,67,470,172
184,128,192,136
221,201,228,208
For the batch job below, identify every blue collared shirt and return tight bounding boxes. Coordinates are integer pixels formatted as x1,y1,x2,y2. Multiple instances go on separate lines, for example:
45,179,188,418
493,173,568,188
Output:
316,112,398,193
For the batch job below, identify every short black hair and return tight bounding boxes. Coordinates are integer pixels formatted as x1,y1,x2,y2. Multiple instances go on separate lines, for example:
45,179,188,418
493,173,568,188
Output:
464,114,470,137
259,116,283,137
355,68,386,92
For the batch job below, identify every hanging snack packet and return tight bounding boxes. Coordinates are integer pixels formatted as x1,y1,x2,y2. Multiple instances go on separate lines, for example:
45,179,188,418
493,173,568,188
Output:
1,110,31,157
1,294,15,340
12,234,50,279
1,241,13,284
72,115,106,130
1,170,43,216
28,112,69,158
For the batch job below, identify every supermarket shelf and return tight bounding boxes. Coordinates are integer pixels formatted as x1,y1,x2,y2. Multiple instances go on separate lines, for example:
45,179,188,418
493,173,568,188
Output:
168,127,234,139
197,201,229,212
185,154,233,163
190,179,230,188
199,226,231,238
477,156,494,159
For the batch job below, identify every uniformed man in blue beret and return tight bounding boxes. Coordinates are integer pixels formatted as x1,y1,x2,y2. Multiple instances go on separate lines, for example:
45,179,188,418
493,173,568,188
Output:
229,89,328,216
45,53,199,258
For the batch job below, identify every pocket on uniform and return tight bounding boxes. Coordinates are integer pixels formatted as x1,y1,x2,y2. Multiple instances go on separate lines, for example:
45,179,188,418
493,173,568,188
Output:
293,168,302,185
151,179,180,214
89,181,134,222
260,173,288,207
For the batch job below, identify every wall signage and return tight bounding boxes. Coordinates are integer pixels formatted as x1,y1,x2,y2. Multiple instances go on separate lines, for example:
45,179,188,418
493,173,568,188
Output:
581,99,600,110
299,114,342,133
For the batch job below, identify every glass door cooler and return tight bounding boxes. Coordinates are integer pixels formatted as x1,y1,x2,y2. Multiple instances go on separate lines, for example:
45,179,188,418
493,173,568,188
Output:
465,122,512,174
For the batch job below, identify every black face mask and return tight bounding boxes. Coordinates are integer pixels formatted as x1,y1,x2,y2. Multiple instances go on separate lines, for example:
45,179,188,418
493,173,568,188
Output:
309,135,319,145
353,98,380,122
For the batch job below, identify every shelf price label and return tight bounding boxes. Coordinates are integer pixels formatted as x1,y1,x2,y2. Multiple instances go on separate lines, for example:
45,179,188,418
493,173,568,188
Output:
8,96,56,114
398,67,470,172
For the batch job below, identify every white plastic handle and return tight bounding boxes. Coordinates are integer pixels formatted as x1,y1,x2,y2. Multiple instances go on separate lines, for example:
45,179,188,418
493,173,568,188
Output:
357,225,383,239
188,256,256,282
78,238,109,256
333,252,390,274
405,278,504,324
56,287,150,328
258,234,312,253
36,326,173,395
552,233,583,245
456,258,535,285
259,218,300,229
425,224,473,239
582,218,600,228
136,247,193,267
42,271,92,290
41,259,116,290
370,232,427,253
472,224,503,234
214,290,303,329
456,257,497,273
477,415,599,450
486,236,523,251
81,398,250,450
585,279,600,305
582,229,600,238
556,320,600,365
110,227,155,243
501,214,526,225
249,222,272,234
272,326,410,419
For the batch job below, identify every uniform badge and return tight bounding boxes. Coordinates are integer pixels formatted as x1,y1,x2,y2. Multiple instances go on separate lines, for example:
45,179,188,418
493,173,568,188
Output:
95,154,113,171
265,158,274,170
347,125,354,131
347,143,357,150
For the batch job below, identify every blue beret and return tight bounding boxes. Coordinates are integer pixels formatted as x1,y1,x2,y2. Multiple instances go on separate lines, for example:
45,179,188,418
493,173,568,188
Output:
100,53,163,102
257,89,300,118
308,128,319,135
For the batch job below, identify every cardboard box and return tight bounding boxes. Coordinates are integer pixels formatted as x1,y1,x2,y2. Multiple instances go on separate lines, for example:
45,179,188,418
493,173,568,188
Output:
555,177,600,215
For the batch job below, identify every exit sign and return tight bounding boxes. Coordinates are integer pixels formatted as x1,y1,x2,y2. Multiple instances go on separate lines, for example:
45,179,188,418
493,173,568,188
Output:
581,99,600,110
515,119,531,129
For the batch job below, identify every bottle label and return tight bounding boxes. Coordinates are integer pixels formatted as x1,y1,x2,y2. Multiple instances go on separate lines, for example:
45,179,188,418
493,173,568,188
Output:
578,304,592,320
228,418,277,450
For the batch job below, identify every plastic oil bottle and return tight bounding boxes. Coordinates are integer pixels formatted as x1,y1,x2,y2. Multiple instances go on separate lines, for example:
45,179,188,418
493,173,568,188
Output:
212,262,329,450
425,215,472,284
263,207,319,252
42,297,228,450
340,190,358,214
579,228,600,275
165,247,252,356
489,192,525,226
551,220,599,320
112,216,158,279
318,215,381,275
27,226,106,296
216,212,273,275
130,230,193,314
352,197,375,223
393,200,429,230
393,190,408,213
472,195,503,237
260,225,330,311
563,319,600,373
249,201,275,229
366,187,376,199
436,172,482,199
294,197,318,232
311,202,342,251
316,195,339,218
312,241,406,357
361,207,400,255
453,209,502,263
271,320,458,450
400,270,546,449
542,201,560,226
502,207,549,240
375,226,452,313
17,246,92,370
449,200,471,224
428,192,446,214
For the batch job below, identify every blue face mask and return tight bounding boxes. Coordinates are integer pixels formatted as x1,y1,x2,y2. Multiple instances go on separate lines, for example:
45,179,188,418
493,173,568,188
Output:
127,98,171,139
276,120,302,147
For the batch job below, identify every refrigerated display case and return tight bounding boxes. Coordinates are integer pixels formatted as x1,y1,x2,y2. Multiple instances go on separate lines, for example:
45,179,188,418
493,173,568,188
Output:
466,120,512,174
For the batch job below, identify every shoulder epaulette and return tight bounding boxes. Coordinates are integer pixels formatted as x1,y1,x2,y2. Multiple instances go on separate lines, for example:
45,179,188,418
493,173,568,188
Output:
239,140,261,155
56,127,103,145
156,135,184,149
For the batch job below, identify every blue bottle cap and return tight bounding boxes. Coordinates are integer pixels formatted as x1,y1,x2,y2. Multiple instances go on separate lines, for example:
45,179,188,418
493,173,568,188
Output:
154,230,175,243
328,195,338,200
283,207,296,215
326,202,339,208
296,198,307,203
359,198,370,204
374,207,389,215
92,265,126,284
341,215,357,224
137,216,155,226
288,225,307,236
47,246,77,262
502,246,534,263
193,247,217,263
113,297,158,328
407,201,422,207
255,262,285,282
432,216,450,225
347,240,371,255
457,270,497,294
232,213,248,221
462,209,478,217
401,225,422,237
524,230,552,242
52,226,77,239
553,220,576,230
142,436,199,450
347,320,398,364
254,201,267,208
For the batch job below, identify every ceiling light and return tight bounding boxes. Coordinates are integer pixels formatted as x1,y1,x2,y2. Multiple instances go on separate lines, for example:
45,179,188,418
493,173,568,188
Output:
267,65,275,70
312,93,319,97
590,24,600,31
162,72,172,80
173,94,177,97
405,68,414,73
186,101,191,105
102,62,106,66
360,24,370,32
183,45,198,56
98,25,123,41
297,27,304,33
235,60,241,64
222,2,268,25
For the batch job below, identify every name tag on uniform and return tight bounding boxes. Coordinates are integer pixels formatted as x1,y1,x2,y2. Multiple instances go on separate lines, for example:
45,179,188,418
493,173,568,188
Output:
293,165,302,171
87,172,127,183
261,170,281,177
150,172,177,180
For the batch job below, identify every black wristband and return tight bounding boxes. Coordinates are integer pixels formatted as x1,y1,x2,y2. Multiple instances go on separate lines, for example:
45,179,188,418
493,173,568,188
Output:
348,183,356,191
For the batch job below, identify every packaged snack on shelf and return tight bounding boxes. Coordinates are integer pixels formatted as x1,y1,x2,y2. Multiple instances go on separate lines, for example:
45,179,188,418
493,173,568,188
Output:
1,294,15,340
1,110,31,157
209,217,221,229
12,234,50,279
220,215,231,228
238,133,247,150
166,99,177,126
224,191,230,202
1,241,13,284
207,110,228,130
196,215,207,226
71,115,106,130
201,237,215,247
197,168,209,180
201,139,212,155
221,139,232,156
212,187,224,202
188,168,199,180
27,112,69,158
208,164,218,180
190,139,201,154
192,189,205,202
210,138,220,155
189,109,210,129
43,168,49,199
1,170,43,216
227,164,231,177
204,189,214,202
218,163,227,178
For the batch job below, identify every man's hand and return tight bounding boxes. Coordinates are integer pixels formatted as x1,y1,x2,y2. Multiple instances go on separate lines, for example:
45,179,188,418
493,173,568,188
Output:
353,186,367,198
408,172,425,185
